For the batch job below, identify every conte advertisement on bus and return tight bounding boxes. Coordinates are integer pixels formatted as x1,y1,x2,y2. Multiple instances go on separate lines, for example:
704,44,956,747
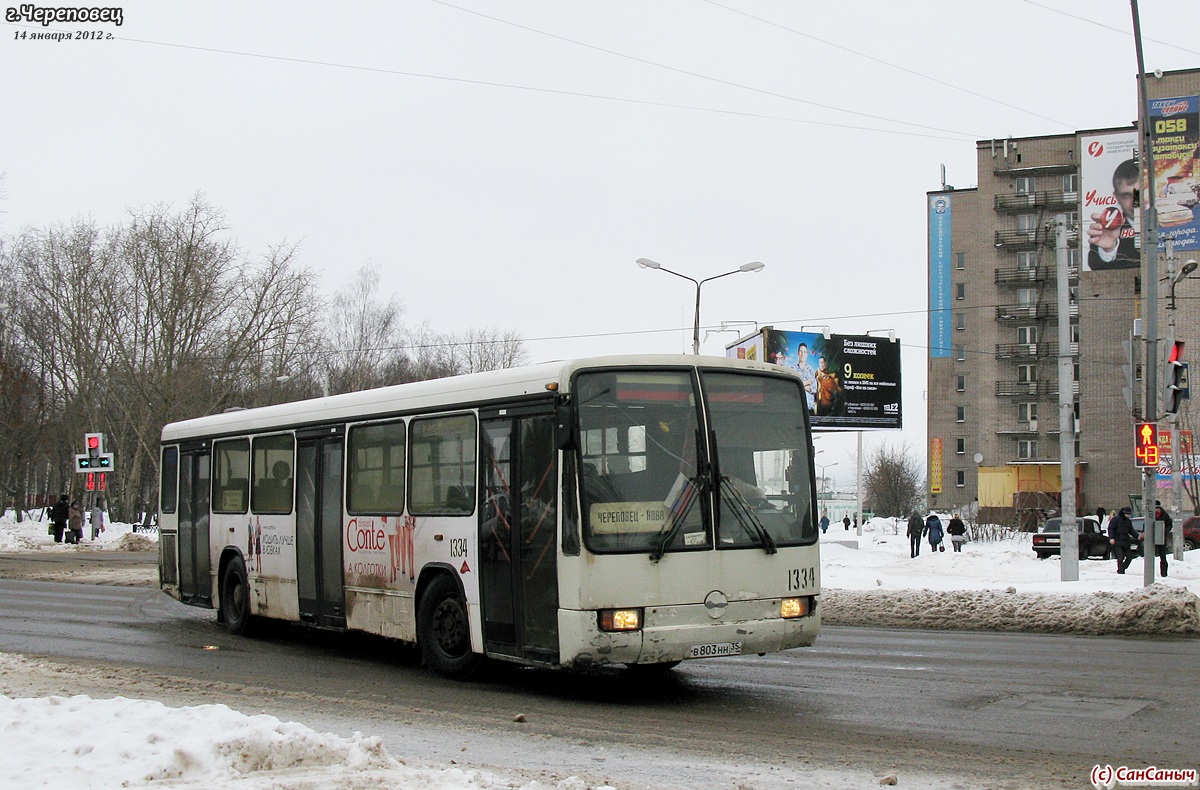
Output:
726,327,902,430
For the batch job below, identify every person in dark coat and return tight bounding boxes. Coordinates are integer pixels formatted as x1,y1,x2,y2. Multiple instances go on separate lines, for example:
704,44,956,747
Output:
842,515,851,531
946,514,967,552
49,494,70,543
1150,501,1174,577
1108,506,1138,574
925,513,945,552
906,512,926,558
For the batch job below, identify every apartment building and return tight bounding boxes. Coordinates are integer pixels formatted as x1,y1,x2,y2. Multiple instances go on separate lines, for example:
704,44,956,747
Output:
926,68,1199,526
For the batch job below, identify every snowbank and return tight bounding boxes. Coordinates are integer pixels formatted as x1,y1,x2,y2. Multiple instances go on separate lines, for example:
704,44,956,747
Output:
823,584,1200,636
0,666,614,789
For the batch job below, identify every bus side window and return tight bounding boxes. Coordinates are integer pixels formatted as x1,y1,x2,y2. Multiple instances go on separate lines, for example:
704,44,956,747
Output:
213,439,250,514
252,434,295,514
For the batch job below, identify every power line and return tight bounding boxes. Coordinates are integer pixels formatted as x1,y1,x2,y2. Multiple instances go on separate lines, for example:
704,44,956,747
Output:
0,21,974,142
1021,0,1200,58
702,0,1075,129
430,0,984,139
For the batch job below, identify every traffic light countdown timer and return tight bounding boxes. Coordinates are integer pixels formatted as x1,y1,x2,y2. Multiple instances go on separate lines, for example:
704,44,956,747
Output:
1134,422,1160,468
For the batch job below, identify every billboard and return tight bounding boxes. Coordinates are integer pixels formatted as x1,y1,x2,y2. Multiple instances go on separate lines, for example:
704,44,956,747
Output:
1149,95,1200,252
928,193,952,357
1080,130,1141,271
727,328,902,430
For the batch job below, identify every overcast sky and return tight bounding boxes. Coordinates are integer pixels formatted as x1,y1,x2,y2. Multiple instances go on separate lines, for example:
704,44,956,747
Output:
3,1,1197,484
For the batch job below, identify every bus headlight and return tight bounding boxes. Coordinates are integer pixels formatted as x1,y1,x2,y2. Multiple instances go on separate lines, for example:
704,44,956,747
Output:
780,597,810,619
597,608,642,632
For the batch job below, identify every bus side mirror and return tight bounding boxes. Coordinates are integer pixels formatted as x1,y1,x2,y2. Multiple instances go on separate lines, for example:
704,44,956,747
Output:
556,401,577,451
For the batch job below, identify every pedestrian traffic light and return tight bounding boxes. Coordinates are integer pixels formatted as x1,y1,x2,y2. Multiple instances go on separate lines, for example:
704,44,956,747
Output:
85,472,96,491
1134,422,1160,468
1163,339,1188,417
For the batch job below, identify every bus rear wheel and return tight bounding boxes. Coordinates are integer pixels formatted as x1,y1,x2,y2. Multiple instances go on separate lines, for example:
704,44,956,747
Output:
220,555,255,636
418,575,480,679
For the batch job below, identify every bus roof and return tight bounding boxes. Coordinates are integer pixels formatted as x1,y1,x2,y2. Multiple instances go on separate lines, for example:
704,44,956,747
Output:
160,353,788,443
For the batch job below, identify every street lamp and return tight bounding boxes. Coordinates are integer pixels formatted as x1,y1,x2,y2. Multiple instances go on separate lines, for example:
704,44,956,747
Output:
817,461,838,504
636,258,765,354
1167,258,1197,309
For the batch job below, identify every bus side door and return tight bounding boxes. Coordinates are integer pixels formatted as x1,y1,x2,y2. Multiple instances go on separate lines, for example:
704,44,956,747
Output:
178,448,212,606
480,407,559,665
296,430,346,629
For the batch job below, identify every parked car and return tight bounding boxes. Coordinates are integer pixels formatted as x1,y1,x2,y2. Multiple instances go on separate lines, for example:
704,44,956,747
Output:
1183,517,1200,551
1032,515,1109,559
1131,515,1200,554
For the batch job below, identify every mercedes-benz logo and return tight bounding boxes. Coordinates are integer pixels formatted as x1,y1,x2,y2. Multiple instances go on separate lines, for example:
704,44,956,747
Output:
703,590,728,619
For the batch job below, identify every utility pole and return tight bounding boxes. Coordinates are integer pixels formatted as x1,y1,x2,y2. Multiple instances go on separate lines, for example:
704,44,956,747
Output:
1165,240,1186,560
1131,0,1159,587
855,431,863,536
1056,215,1079,581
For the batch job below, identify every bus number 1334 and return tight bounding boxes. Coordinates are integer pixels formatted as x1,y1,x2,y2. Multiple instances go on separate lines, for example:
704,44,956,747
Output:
788,566,816,591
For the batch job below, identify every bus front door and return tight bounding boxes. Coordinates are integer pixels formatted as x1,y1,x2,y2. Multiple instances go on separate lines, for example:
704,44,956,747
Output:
177,451,212,606
480,412,560,665
296,434,346,629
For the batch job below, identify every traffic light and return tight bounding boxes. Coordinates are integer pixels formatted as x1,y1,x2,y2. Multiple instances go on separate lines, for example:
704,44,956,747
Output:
76,433,113,473
85,433,105,458
1135,422,1160,468
1164,338,1189,417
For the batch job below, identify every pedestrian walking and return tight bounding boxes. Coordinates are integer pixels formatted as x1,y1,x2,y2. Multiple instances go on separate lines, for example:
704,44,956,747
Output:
820,512,830,534
842,515,851,531
90,498,106,541
946,514,967,552
1108,506,1138,574
925,513,945,552
49,494,69,543
66,500,83,545
906,512,925,558
1151,501,1174,577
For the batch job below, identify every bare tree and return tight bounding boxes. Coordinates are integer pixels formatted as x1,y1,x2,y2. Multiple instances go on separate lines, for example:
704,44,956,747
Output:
10,217,119,501
323,263,407,394
3,193,526,519
863,441,925,518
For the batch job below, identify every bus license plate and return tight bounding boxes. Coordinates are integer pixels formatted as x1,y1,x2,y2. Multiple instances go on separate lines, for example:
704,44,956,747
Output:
687,641,743,658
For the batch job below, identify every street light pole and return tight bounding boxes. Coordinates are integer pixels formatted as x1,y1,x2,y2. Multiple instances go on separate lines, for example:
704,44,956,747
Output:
636,259,765,354
818,461,838,507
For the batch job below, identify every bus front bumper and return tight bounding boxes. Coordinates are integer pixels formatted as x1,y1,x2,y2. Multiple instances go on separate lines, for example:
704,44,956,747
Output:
558,596,820,670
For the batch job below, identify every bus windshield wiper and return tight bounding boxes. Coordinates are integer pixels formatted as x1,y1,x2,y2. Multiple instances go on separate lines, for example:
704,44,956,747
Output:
719,476,777,555
650,473,703,563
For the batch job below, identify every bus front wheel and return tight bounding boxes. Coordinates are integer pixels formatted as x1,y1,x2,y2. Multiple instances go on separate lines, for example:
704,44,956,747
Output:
220,555,255,636
417,575,480,679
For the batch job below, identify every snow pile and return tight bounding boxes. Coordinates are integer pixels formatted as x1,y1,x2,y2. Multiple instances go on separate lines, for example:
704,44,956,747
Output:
118,532,157,551
823,584,1200,636
0,530,41,552
819,518,1200,636
0,511,155,552
0,656,616,790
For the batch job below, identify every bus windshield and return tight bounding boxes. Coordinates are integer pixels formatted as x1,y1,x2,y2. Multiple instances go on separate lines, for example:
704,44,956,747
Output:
702,370,815,549
575,368,815,555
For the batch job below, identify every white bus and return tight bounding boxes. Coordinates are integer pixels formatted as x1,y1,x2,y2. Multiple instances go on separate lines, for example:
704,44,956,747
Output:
158,355,820,677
